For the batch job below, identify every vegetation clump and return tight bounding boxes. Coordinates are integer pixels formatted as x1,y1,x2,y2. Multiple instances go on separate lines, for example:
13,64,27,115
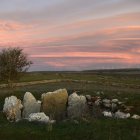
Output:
0,47,32,87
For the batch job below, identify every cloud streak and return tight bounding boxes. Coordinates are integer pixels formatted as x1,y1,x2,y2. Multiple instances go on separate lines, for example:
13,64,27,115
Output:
0,0,140,70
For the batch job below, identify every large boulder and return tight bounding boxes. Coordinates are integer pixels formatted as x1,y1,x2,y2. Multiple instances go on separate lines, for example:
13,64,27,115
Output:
22,92,41,118
41,89,68,120
67,92,89,118
28,112,49,123
3,96,23,122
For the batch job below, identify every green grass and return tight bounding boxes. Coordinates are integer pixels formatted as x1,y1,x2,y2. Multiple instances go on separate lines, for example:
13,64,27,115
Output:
0,72,140,140
0,113,139,140
17,72,140,88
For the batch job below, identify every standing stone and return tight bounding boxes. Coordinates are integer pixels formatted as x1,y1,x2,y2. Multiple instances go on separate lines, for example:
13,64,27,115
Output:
22,92,41,118
41,89,68,120
3,96,23,122
67,92,89,118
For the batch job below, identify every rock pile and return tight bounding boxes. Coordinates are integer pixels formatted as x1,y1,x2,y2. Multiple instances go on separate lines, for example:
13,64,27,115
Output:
2,89,140,123
86,93,139,119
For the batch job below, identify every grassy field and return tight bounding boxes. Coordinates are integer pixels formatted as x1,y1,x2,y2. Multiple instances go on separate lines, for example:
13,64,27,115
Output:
0,70,140,140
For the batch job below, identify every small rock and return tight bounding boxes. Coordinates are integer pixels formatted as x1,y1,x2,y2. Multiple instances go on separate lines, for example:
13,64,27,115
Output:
85,95,91,101
124,106,134,112
102,111,112,117
48,120,56,124
118,102,124,105
96,91,100,95
95,99,102,106
131,114,140,120
111,99,119,103
102,99,111,104
115,110,130,119
103,103,111,108
124,98,128,100
101,91,104,95
73,120,79,124
111,103,118,112
28,112,49,123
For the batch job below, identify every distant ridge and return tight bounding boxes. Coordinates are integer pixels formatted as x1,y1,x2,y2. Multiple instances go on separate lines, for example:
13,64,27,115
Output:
29,68,140,74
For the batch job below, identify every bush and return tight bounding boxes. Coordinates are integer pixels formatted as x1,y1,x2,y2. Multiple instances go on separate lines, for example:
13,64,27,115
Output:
0,47,32,86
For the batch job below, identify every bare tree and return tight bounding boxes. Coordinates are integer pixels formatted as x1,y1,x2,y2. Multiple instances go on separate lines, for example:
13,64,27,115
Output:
0,47,33,87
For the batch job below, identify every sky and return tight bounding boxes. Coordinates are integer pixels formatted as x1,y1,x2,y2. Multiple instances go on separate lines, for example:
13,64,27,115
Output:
0,0,140,71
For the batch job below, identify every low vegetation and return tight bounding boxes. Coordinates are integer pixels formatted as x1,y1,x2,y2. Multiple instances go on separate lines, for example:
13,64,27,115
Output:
0,71,140,140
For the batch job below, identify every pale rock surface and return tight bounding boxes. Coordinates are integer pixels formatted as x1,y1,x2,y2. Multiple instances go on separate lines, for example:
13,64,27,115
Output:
102,99,111,104
85,95,91,101
102,111,112,117
3,96,23,121
111,99,119,103
41,89,68,120
115,110,130,119
28,112,49,123
22,92,41,118
67,92,88,118
95,99,102,106
131,114,140,120
102,99,111,108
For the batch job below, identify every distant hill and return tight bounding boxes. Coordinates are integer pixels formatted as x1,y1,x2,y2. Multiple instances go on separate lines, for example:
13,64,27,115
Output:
29,68,140,75
83,68,140,74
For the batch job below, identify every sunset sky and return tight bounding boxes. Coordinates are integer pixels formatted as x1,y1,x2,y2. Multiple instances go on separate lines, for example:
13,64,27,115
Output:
0,0,140,71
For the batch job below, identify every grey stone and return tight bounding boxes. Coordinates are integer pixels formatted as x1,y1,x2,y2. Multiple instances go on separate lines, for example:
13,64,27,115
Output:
28,112,49,123
111,99,119,103
67,92,88,118
85,95,91,101
102,111,112,117
23,92,41,118
131,114,140,120
115,110,130,119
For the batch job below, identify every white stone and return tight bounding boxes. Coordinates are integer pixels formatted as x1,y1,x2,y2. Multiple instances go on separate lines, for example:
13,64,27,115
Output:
95,99,101,106
49,120,56,124
85,95,91,100
22,92,41,118
3,96,23,121
102,99,111,104
131,114,140,120
104,103,111,108
111,99,119,103
102,111,112,117
67,92,88,118
115,110,130,119
28,112,49,123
